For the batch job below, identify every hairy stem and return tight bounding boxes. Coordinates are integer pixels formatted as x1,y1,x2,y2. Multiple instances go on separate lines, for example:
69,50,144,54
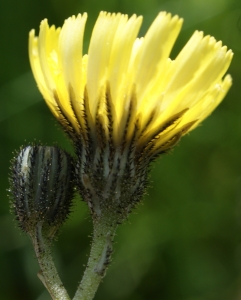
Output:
32,223,70,300
73,214,117,300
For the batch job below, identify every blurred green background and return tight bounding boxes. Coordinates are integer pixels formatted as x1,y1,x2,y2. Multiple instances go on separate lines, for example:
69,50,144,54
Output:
1,0,241,299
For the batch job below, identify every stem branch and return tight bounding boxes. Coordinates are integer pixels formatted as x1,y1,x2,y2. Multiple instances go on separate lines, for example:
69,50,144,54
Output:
32,223,70,300
73,214,117,300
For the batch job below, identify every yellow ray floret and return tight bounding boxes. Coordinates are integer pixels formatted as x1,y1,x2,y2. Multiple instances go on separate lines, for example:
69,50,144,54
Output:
29,11,233,158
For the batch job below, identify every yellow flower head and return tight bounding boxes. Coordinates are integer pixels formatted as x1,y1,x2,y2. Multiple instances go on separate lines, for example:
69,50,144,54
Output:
29,12,233,218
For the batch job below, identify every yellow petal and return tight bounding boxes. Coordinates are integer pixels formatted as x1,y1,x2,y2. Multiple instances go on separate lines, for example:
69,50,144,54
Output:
58,13,87,98
87,12,124,118
134,12,183,104
29,11,233,154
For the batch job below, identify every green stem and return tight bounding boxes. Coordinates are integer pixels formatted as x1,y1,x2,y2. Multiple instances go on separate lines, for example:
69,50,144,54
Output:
32,223,70,300
73,214,117,300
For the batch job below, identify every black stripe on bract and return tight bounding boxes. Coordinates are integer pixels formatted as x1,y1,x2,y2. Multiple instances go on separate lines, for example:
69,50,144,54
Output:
95,112,107,151
137,108,189,154
150,133,182,158
53,91,79,142
46,148,74,226
139,109,155,137
73,88,95,187
120,87,138,153
127,118,141,165
105,84,115,170
94,112,107,178
148,120,197,160
82,87,93,160
68,85,87,153
120,100,133,152
118,118,141,183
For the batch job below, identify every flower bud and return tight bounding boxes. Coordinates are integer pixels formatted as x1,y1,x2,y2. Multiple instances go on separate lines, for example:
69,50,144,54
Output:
9,145,75,238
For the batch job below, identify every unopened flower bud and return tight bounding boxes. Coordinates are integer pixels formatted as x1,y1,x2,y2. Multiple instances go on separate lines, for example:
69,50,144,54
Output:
9,145,75,238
